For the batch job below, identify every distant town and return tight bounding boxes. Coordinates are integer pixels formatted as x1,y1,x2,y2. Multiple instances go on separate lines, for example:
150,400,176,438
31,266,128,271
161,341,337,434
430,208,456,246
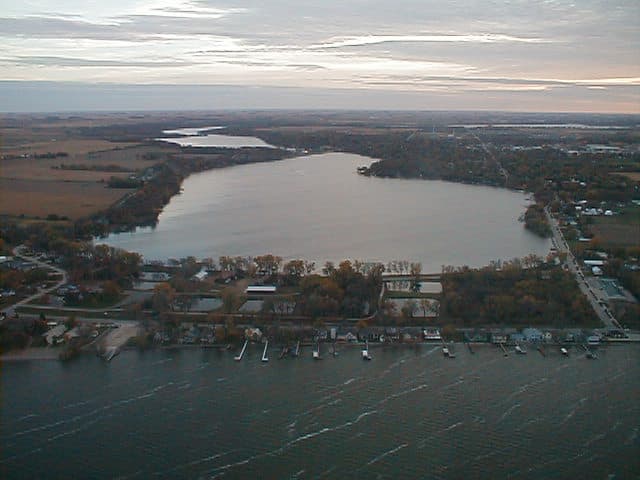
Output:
1,111,638,361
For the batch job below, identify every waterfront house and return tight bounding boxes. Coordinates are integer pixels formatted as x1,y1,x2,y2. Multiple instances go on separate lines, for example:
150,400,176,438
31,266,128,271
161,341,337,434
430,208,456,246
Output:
522,328,544,342
44,324,67,345
510,333,525,344
245,285,277,295
491,332,508,344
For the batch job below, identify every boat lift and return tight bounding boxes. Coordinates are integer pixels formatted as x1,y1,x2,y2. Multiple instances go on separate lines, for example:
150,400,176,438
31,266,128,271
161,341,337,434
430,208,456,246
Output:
234,339,248,361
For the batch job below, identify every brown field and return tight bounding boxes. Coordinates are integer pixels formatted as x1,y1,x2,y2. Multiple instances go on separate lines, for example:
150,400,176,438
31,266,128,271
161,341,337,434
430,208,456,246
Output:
590,221,640,248
0,157,133,182
610,172,640,182
1,139,136,157
0,178,126,220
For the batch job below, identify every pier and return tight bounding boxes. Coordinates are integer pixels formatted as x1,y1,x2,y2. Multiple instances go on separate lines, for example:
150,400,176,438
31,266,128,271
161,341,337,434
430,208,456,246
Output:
234,339,248,361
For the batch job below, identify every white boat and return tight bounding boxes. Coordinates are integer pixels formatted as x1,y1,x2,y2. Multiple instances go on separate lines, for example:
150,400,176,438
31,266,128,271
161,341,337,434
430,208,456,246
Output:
587,335,601,346
515,345,527,355
362,341,372,361
423,328,442,341
234,339,248,361
560,347,568,356
261,340,269,363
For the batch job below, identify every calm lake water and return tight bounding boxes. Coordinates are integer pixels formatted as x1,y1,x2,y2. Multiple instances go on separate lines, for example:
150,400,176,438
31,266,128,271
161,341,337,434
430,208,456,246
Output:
100,152,549,271
156,133,275,148
2,345,639,479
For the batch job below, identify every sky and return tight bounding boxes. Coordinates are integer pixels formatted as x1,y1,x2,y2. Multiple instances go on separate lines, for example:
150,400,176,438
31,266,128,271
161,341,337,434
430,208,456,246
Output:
0,0,638,113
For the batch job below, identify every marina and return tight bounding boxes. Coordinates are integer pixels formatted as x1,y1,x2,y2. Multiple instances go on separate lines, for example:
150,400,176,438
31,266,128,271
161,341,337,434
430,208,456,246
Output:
3,344,638,479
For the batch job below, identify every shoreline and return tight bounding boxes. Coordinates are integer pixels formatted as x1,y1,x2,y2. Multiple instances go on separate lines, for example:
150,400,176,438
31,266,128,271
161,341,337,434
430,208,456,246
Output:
4,338,636,362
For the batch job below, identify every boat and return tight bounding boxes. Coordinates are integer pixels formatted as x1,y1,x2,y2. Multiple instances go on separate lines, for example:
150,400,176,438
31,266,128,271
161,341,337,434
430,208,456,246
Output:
587,335,601,346
261,340,269,363
560,347,568,356
442,345,455,358
312,342,321,360
515,344,527,355
234,339,248,361
423,328,441,341
362,341,372,361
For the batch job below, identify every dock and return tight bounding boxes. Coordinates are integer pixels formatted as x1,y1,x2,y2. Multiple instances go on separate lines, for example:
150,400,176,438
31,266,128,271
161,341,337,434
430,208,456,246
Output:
102,346,119,362
581,344,598,359
234,339,248,361
361,341,372,360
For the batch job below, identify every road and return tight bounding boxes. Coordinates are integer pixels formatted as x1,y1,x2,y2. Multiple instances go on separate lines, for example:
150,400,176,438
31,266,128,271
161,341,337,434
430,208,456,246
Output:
472,133,510,184
2,245,68,316
544,208,622,330
3,245,140,327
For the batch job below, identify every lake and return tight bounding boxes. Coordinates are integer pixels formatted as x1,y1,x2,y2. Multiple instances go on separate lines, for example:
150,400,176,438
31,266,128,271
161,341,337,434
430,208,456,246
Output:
100,152,549,272
2,345,639,479
156,133,276,148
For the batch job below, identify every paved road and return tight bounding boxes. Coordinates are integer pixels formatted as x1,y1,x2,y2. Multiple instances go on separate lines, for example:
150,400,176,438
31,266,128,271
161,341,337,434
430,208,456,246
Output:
2,245,68,315
544,208,621,330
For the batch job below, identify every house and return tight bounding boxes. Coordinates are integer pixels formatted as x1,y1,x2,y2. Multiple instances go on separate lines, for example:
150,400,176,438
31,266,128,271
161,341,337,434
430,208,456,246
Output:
510,333,525,343
44,324,67,345
491,332,508,344
244,328,263,342
192,268,208,281
245,285,277,294
522,328,544,342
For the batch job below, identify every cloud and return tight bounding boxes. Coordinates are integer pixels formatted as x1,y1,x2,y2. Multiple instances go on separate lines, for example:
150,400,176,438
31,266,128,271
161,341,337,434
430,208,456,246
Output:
5,56,198,68
309,34,552,49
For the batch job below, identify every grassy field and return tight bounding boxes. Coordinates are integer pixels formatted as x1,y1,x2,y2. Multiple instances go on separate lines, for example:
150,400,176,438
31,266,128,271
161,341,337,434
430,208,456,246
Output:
589,205,640,248
610,172,640,182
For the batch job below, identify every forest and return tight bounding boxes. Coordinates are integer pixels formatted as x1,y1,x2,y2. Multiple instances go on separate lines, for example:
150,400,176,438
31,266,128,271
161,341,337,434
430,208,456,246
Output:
440,262,599,327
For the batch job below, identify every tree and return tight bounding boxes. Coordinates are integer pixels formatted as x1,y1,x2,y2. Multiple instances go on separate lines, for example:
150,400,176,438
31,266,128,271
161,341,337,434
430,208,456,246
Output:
152,282,176,313
254,254,282,276
283,259,305,285
102,280,122,302
65,315,78,330
410,262,422,291
401,300,417,320
175,294,194,313
419,298,432,318
304,261,316,275
221,288,243,313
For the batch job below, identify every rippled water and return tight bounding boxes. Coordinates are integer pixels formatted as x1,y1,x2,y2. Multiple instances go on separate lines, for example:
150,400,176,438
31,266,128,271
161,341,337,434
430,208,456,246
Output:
2,345,639,479
100,153,549,271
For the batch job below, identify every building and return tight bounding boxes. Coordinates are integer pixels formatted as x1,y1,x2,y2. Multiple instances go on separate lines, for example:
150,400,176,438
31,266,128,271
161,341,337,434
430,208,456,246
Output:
44,325,67,345
522,328,544,342
245,285,277,294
